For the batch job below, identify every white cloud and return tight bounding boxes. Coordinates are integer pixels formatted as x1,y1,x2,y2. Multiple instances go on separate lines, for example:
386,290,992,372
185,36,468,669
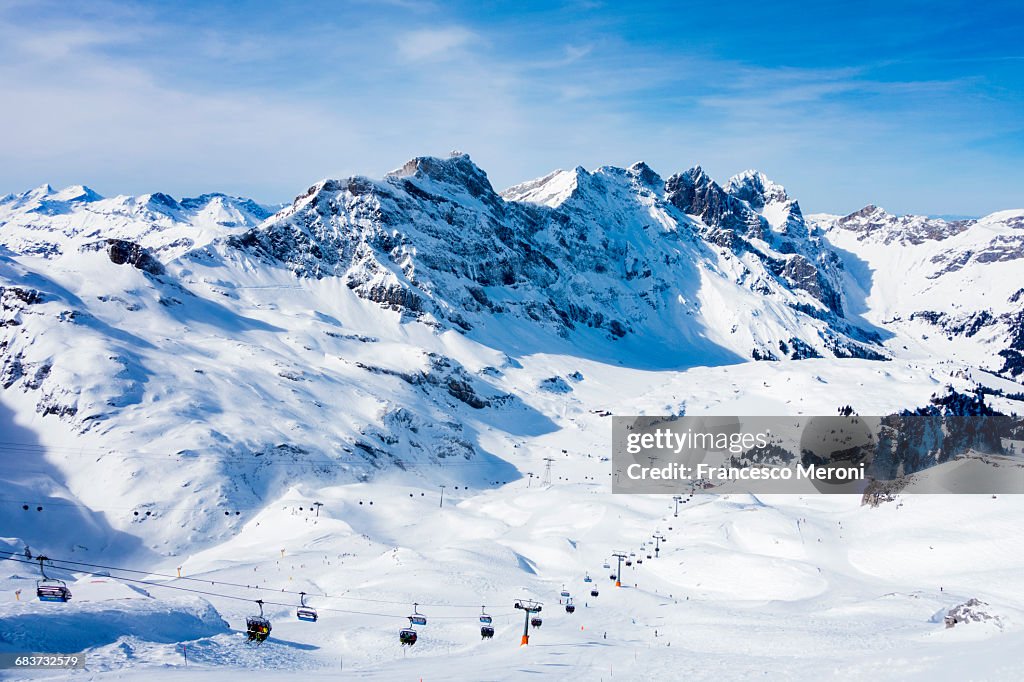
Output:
396,26,477,61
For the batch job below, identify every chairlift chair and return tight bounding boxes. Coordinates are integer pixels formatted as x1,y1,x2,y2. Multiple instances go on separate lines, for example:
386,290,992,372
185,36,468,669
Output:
479,606,492,624
36,579,71,603
565,598,576,614
530,616,543,628
296,592,318,622
246,600,272,644
408,603,427,626
480,625,495,639
34,557,71,603
590,589,599,597
399,628,418,645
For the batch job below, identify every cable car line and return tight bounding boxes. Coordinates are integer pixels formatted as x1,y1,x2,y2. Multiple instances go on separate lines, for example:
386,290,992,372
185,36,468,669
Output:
0,550,504,611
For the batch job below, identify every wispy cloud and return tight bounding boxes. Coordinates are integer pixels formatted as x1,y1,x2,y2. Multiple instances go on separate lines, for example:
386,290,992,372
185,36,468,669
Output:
396,26,478,61
0,0,1020,215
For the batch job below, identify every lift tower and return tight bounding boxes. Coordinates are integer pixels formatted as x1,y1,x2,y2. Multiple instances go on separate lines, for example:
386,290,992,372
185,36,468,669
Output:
652,533,666,558
542,457,555,486
611,551,627,587
514,598,543,645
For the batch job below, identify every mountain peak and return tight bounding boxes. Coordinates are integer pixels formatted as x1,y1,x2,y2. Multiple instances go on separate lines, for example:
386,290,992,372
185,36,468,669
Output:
52,185,103,203
386,153,496,200
501,167,586,208
726,170,788,208
628,161,662,187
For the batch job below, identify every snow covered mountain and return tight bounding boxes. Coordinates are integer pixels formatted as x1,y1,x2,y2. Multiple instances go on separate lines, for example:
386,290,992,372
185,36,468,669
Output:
1,153,1022,555
812,205,1024,378
3,153,1024,679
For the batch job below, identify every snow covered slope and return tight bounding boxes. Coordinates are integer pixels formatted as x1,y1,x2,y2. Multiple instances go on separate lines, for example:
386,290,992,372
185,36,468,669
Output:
814,206,1024,377
1,153,1023,679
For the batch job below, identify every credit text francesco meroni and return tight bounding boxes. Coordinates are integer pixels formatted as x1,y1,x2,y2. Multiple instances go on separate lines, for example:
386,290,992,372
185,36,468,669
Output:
625,462,866,481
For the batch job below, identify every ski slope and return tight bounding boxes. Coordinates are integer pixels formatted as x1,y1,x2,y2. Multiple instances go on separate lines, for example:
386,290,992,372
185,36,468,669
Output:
3,484,1024,680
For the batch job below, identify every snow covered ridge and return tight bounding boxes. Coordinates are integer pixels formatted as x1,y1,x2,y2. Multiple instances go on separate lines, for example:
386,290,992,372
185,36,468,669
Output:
813,204,1024,378
0,184,276,260
1,152,1023,554
211,154,888,363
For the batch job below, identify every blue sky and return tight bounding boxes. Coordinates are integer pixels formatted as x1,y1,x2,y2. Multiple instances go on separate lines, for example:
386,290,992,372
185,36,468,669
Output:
1,0,1021,215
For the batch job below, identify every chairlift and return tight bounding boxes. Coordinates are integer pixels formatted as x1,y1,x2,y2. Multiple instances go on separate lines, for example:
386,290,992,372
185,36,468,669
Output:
560,590,570,598
481,625,495,639
246,600,272,644
399,628,418,645
610,573,617,580
34,556,71,603
296,591,318,622
637,559,643,564
625,560,632,566
590,589,599,597
479,606,492,625
565,598,575,614
583,573,592,583
408,603,427,626
647,554,652,559
530,616,543,628
602,562,610,569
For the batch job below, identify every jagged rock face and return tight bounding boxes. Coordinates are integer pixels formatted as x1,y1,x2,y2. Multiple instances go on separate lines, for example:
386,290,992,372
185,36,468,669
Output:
832,205,971,245
724,170,789,210
98,239,166,276
221,153,881,361
665,166,762,238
